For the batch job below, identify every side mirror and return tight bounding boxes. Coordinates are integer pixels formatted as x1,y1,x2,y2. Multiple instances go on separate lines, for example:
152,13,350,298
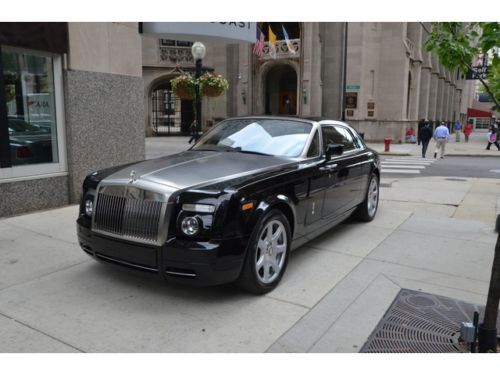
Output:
325,143,344,160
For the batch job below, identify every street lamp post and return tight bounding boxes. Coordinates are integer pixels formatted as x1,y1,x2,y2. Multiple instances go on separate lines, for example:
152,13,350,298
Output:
191,42,206,133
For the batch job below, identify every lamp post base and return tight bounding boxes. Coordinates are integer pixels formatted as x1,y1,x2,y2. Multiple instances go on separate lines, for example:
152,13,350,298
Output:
478,324,498,353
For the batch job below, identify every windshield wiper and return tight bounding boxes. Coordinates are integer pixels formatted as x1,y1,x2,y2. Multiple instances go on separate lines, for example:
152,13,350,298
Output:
193,145,272,156
233,149,273,156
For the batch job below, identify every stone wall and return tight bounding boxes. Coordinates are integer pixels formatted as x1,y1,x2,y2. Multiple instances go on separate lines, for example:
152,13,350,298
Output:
64,70,145,203
0,176,69,217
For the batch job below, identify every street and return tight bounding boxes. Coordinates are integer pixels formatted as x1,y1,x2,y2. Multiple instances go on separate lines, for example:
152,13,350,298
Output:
381,155,500,179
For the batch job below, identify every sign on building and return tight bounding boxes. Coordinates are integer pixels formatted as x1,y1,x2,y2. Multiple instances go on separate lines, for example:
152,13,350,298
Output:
345,92,358,109
466,53,489,80
466,65,489,80
141,22,257,43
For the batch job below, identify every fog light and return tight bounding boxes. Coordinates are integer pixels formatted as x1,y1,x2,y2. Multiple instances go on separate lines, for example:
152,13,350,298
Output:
181,216,199,236
85,199,93,216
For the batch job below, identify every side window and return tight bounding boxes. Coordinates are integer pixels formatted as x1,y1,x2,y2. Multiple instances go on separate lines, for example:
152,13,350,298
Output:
306,130,320,157
321,126,345,153
333,126,356,151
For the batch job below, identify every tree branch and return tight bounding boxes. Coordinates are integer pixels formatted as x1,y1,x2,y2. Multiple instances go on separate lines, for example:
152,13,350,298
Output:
420,22,500,111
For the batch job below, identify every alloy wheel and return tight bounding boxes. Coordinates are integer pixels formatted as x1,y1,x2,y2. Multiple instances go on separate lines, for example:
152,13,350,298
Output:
255,220,287,284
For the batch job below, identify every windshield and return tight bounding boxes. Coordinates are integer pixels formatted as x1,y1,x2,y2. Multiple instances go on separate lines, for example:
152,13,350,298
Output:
192,119,313,158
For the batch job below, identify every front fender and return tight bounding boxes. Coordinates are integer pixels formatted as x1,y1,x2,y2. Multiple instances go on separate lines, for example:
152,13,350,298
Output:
250,194,297,238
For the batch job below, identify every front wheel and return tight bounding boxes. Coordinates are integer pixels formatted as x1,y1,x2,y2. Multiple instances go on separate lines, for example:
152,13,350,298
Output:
353,173,379,222
236,209,291,294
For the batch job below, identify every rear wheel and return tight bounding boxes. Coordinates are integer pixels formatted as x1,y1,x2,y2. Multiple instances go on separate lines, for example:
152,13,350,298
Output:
353,173,379,222
236,209,291,294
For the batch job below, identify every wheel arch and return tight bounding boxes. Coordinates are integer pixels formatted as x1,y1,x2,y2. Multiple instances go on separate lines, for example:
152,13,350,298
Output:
254,194,296,238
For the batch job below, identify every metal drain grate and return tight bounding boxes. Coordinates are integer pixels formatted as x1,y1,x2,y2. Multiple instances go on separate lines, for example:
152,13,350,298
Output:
361,289,500,353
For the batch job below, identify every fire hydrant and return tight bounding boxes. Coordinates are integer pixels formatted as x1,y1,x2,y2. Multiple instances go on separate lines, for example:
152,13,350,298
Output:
384,137,392,152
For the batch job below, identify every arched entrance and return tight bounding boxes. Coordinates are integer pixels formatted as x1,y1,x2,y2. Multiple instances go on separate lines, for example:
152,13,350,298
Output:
264,64,298,115
150,77,194,135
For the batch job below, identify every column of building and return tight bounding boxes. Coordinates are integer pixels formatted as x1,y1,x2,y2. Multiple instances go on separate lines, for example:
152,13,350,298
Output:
418,47,432,121
407,23,423,130
428,53,439,126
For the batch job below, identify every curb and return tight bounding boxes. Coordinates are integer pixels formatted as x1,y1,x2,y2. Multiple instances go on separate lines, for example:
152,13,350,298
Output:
376,152,500,158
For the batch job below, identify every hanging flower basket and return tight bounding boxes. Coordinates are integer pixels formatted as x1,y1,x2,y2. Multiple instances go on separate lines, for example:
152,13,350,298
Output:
199,72,229,98
174,86,194,100
171,74,197,100
202,86,225,97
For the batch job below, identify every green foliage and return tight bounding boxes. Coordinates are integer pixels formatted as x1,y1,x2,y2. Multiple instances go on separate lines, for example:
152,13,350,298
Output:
424,22,479,73
424,22,500,108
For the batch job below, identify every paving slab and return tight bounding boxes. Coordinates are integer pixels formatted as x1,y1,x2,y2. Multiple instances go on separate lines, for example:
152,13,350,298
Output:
363,205,413,231
378,201,456,218
367,230,494,282
0,314,78,353
397,214,496,245
380,182,470,206
307,222,393,258
0,222,89,290
308,274,401,353
268,246,361,308
0,262,308,352
1,205,79,245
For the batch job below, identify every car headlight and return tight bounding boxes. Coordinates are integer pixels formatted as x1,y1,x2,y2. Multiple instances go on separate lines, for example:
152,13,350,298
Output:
181,216,200,236
85,199,93,216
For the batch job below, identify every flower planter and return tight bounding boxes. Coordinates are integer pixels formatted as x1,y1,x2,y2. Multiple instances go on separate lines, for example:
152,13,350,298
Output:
202,86,225,97
174,86,194,100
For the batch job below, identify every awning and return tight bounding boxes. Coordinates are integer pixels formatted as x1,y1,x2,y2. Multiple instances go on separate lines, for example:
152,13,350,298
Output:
467,107,492,118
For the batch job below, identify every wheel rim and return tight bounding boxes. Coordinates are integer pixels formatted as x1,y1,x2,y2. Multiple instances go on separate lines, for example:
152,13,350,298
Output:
367,177,379,217
255,220,287,284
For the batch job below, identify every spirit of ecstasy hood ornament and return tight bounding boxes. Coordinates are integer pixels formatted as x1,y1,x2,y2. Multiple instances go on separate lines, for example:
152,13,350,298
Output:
129,170,138,183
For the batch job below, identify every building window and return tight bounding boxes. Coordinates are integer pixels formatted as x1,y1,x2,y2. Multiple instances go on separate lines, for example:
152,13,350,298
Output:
0,46,66,181
474,117,491,130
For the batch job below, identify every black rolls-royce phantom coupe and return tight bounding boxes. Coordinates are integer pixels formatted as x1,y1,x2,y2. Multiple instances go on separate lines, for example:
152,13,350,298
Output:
77,117,380,294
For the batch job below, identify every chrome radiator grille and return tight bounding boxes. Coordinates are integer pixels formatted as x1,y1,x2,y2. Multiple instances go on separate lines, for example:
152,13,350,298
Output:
92,185,169,245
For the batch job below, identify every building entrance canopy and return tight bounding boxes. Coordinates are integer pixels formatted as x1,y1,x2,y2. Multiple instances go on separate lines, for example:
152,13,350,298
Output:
141,22,256,43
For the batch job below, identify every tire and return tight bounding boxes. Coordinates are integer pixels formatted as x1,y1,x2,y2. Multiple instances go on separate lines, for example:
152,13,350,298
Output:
236,209,291,294
353,173,379,222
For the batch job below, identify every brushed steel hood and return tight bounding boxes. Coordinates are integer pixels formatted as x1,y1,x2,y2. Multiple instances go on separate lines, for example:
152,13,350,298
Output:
102,151,294,190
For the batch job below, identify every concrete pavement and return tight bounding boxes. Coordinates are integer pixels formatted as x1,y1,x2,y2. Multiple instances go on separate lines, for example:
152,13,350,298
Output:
366,129,500,157
1,173,499,352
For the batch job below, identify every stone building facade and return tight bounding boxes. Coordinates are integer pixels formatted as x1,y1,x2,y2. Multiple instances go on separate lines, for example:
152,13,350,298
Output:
142,22,475,143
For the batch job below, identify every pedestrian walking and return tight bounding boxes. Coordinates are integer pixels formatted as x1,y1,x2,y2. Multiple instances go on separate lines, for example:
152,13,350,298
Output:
418,121,433,158
188,120,200,144
486,122,500,151
417,118,426,145
453,121,462,142
433,121,450,159
463,120,473,143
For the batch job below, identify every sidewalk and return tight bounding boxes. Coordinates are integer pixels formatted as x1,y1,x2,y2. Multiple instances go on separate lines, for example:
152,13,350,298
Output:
0,175,498,352
366,130,500,157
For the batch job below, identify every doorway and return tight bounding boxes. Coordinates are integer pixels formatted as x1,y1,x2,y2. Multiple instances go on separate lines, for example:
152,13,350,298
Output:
150,78,194,135
265,64,298,115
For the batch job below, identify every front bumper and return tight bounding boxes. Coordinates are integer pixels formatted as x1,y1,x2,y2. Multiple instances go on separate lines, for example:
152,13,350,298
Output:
77,220,248,286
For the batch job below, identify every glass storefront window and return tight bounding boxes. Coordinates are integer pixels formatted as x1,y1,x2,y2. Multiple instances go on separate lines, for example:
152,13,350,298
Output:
2,47,58,166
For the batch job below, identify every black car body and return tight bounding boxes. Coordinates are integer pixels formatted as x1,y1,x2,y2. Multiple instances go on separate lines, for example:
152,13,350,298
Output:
77,117,380,293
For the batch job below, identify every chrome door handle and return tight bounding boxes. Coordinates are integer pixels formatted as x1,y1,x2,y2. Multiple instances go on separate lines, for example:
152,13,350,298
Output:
319,164,338,172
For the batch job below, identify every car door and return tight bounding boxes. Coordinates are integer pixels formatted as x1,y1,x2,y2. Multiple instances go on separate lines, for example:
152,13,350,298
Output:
332,125,366,208
319,125,348,219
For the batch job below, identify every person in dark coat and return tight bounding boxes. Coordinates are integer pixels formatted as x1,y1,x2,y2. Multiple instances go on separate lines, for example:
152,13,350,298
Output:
418,121,433,158
188,120,200,144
